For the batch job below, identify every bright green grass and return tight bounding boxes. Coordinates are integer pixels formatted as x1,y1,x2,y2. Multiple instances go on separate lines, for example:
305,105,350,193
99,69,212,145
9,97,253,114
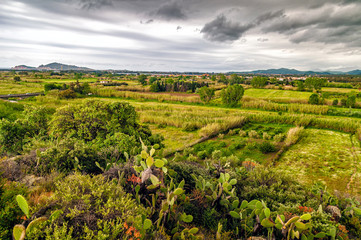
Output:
245,88,312,99
37,78,97,83
148,125,200,156
322,87,358,93
0,82,44,95
276,129,361,195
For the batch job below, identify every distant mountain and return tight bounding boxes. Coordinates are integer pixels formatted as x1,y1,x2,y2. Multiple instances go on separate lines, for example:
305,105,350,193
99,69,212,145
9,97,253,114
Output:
229,68,355,75
37,62,93,71
11,65,37,70
347,69,361,75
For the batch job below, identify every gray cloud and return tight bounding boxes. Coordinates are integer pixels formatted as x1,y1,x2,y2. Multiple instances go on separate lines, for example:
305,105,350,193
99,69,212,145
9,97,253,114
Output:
201,10,284,42
153,1,186,20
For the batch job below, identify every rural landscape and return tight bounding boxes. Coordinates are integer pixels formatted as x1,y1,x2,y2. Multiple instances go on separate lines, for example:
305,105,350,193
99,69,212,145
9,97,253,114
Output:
2,0,361,239
1,65,361,239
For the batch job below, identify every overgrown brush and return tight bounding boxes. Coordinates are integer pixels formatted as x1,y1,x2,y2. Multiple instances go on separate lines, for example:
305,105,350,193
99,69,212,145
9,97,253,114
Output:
284,126,304,147
199,116,247,138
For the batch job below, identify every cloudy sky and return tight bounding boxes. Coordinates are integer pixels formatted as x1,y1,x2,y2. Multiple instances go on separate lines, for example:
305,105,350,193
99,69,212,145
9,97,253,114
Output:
1,0,360,72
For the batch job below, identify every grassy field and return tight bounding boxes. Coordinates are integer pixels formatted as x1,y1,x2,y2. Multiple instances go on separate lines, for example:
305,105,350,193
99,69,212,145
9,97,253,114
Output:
322,87,358,93
0,81,44,95
276,129,361,195
244,88,312,99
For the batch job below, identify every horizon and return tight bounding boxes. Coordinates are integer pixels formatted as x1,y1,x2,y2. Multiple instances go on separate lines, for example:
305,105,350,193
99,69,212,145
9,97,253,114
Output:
1,0,361,72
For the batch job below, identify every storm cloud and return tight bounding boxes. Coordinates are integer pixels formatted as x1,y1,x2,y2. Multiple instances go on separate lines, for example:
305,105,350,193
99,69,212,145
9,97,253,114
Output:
201,10,284,42
0,0,360,71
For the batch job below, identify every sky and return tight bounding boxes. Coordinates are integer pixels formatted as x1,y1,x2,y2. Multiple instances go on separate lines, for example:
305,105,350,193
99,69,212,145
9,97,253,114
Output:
1,0,361,72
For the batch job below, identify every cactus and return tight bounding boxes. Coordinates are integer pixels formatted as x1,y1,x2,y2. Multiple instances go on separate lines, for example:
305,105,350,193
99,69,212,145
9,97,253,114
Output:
13,195,50,240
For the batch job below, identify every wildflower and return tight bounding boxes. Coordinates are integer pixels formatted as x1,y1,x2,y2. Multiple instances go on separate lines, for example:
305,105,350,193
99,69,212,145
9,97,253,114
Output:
124,222,129,229
127,174,141,184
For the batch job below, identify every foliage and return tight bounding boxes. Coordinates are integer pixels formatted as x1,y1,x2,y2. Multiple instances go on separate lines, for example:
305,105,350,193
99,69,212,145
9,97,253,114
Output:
197,86,215,103
305,77,327,91
221,84,245,106
0,178,27,240
25,173,147,240
309,93,321,105
251,76,268,88
50,100,158,147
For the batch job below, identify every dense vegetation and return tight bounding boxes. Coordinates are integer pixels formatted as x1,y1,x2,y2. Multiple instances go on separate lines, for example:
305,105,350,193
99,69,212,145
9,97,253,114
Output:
1,71,361,239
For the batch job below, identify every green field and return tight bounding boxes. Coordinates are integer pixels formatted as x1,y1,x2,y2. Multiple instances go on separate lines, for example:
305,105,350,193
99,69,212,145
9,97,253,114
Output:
244,88,312,99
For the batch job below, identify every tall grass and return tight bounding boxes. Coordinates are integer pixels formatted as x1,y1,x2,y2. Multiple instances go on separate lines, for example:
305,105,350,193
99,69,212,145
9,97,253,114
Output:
242,99,329,115
199,116,247,137
92,88,201,103
284,127,304,147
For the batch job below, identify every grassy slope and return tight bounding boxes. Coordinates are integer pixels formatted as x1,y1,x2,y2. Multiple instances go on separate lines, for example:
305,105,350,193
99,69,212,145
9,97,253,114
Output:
276,129,361,195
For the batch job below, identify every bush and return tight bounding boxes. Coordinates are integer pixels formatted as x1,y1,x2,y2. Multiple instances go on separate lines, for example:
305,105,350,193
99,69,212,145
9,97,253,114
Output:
0,178,28,240
262,132,272,140
221,84,244,106
258,142,276,153
332,99,339,106
238,167,309,210
26,173,146,240
284,126,304,147
309,93,320,105
273,133,285,143
58,89,76,99
182,122,199,132
198,86,215,103
33,138,101,175
248,130,259,139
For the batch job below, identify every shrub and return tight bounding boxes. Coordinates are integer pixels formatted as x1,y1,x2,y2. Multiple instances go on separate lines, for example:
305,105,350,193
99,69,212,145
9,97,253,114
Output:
32,138,101,175
26,173,146,240
309,93,320,105
198,86,215,103
221,84,244,106
239,130,247,137
332,99,339,106
273,133,285,143
258,142,276,153
182,122,199,132
238,167,309,210
58,89,76,99
0,178,28,240
262,132,272,140
284,126,304,147
248,130,259,139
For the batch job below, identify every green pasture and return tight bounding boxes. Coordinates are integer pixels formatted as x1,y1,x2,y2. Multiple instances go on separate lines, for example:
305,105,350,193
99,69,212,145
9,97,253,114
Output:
276,129,361,195
0,81,43,95
244,88,312,99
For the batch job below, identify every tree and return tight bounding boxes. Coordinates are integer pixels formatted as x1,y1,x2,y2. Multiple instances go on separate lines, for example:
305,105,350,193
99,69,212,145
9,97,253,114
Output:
218,74,227,84
251,76,268,88
198,86,215,103
138,74,147,85
229,74,243,85
305,77,327,91
296,81,305,91
221,84,244,106
13,76,21,82
346,94,356,108
308,93,320,105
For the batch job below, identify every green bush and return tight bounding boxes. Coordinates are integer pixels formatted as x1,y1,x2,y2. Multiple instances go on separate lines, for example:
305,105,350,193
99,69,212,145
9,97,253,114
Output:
26,173,146,240
0,178,27,240
34,138,101,174
258,142,276,153
238,167,309,210
221,84,244,107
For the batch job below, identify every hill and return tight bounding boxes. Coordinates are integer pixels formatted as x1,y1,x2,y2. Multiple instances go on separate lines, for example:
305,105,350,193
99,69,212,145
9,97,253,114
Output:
37,62,93,71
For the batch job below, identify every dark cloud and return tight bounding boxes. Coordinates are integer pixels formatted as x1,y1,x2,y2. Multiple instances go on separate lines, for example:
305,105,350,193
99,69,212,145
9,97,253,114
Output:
201,10,284,42
201,15,252,42
153,1,186,20
78,0,113,10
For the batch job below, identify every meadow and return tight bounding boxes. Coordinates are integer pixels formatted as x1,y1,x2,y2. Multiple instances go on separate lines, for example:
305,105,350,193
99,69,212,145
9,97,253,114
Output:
2,71,361,239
